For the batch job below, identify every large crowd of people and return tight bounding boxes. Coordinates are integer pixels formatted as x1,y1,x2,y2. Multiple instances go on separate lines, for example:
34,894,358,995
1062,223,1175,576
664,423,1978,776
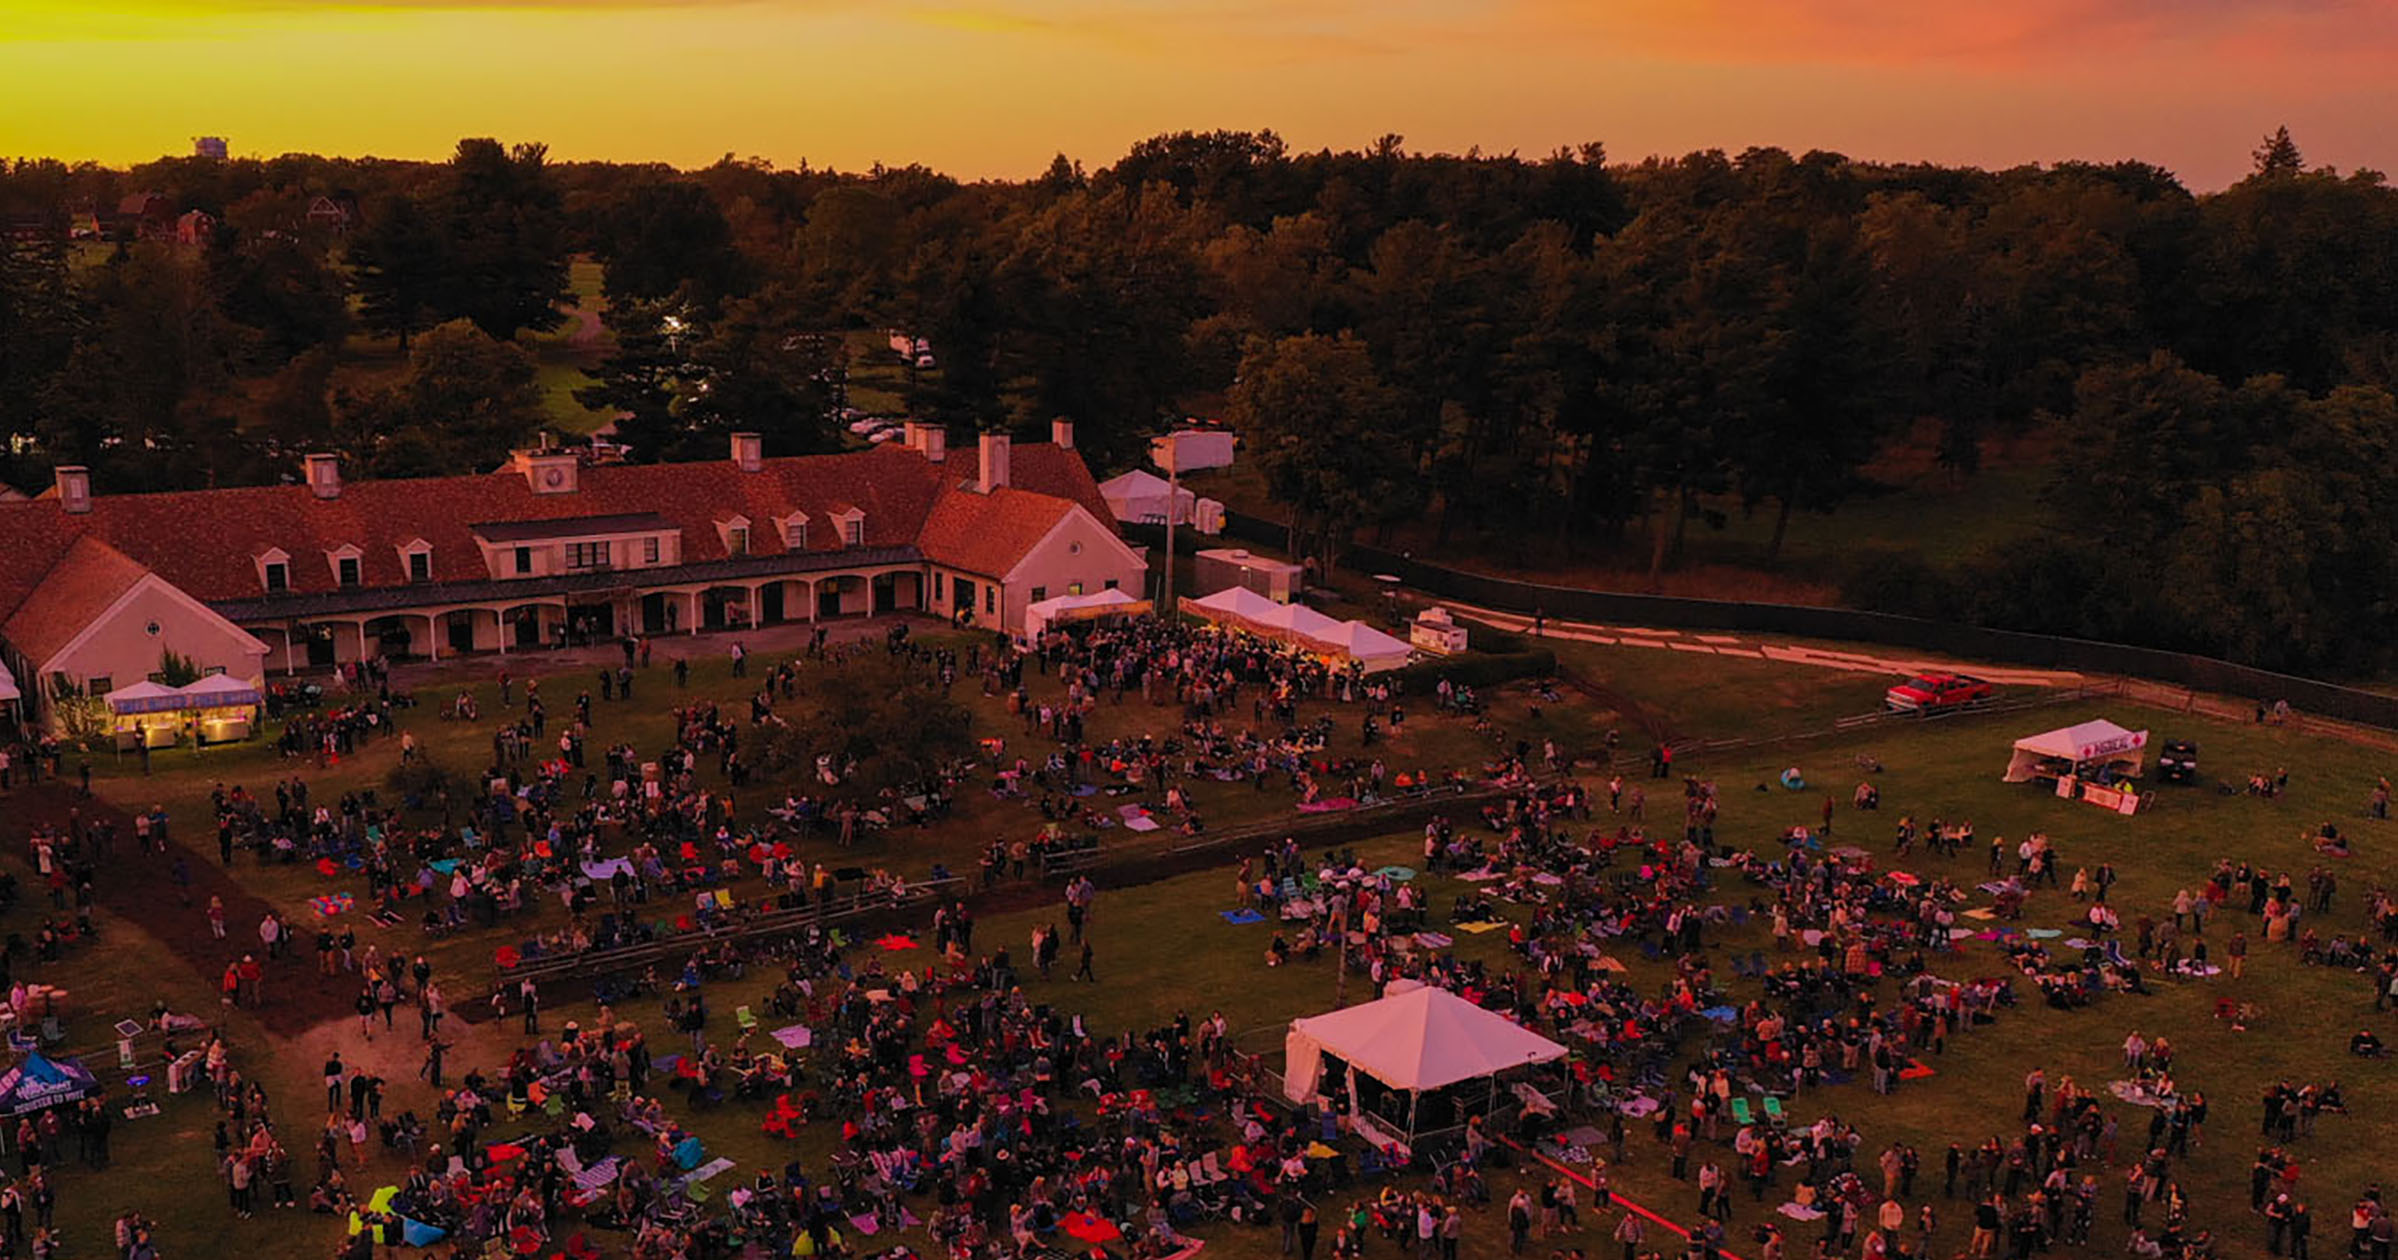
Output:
12,613,2398,1260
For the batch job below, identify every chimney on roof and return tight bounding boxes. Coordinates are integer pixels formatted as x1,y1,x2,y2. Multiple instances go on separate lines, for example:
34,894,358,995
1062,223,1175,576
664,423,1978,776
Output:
1051,419,1074,450
978,432,1011,494
730,431,763,473
904,422,946,464
53,465,91,515
304,452,341,500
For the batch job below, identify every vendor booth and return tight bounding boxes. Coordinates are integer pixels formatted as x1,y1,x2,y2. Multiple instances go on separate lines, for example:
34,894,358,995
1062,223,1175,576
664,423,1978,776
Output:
179,672,263,744
1282,985,1567,1147
1315,620,1413,675
1021,588,1152,640
0,1050,99,1116
2004,718,2152,814
104,680,188,749
1182,588,1414,673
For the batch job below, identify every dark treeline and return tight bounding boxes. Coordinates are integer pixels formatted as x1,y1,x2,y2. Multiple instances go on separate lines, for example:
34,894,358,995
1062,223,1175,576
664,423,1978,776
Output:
3,128,2397,671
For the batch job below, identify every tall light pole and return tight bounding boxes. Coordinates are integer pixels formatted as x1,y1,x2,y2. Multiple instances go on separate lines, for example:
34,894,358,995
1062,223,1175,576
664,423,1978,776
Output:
1154,433,1181,618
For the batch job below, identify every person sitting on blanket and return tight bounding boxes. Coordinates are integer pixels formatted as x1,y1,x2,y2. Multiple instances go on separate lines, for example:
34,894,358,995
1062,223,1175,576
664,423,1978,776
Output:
2351,1029,2385,1058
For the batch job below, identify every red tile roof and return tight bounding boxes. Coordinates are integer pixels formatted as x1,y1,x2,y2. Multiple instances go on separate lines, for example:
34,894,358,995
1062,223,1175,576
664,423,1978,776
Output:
1,535,153,667
0,441,1116,617
916,487,1076,580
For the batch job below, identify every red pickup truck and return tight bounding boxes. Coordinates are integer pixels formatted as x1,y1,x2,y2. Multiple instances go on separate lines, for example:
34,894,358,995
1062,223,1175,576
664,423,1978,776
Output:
1884,672,1993,712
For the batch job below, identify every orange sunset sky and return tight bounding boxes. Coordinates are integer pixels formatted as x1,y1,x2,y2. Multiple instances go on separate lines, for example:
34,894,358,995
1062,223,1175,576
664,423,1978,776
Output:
2,0,2393,189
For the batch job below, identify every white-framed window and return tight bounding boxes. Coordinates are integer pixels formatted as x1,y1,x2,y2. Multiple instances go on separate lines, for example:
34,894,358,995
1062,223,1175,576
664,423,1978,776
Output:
728,526,749,557
566,541,612,570
643,537,661,565
513,546,533,575
984,587,995,614
844,518,863,546
1030,586,1046,604
326,544,363,587
1068,581,1084,596
87,674,112,697
1104,578,1119,591
406,549,432,583
257,546,292,593
933,573,945,600
782,515,808,549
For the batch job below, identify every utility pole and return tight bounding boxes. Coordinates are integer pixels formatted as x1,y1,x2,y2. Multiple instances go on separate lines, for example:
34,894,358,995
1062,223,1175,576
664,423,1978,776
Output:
1156,433,1181,618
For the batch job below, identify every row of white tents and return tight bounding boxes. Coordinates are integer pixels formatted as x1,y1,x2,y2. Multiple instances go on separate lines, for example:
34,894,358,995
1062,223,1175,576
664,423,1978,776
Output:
1181,586,1412,673
104,673,263,714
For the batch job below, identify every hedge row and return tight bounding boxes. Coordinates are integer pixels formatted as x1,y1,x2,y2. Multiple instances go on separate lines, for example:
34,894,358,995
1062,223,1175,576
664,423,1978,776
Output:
1393,648,1557,692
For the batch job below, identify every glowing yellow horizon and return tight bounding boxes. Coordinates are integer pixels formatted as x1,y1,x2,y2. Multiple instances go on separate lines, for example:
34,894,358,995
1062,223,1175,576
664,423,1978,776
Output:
2,0,2390,190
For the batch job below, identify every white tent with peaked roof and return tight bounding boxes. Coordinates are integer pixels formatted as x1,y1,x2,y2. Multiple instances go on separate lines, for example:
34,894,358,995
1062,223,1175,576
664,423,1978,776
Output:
1021,588,1151,639
1282,985,1567,1137
1317,620,1413,674
2004,718,2149,783
1097,469,1195,526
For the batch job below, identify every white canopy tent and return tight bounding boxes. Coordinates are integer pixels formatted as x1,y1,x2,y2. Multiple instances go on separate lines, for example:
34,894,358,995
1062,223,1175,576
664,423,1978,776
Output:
102,680,185,715
2004,718,2150,783
1021,588,1151,639
1184,588,1414,672
1283,986,1568,1141
1097,469,1197,526
1317,621,1413,674
1184,585,1285,628
0,660,18,704
178,673,263,708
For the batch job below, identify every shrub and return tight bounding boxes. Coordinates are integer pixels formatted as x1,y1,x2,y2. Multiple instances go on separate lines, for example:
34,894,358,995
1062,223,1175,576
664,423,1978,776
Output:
387,758,454,806
1393,648,1557,693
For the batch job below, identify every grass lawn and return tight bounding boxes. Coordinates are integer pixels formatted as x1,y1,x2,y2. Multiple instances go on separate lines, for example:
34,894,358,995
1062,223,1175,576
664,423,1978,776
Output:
1540,638,1900,744
525,257,618,435
840,330,923,421
30,622,2398,1260
84,626,1519,995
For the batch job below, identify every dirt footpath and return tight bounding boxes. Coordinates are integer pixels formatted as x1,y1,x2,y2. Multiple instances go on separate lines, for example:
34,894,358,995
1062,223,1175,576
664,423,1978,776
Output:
14,784,359,1037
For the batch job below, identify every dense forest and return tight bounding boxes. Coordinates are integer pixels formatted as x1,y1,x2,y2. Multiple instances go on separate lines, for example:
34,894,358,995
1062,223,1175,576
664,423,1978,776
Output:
3,129,2397,672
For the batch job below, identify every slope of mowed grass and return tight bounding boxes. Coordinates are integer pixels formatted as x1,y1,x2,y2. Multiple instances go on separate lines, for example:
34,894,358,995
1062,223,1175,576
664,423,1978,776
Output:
1679,465,2057,576
57,632,2398,1260
486,680,2398,1260
1665,700,2398,1251
1544,638,1901,741
87,631,1524,993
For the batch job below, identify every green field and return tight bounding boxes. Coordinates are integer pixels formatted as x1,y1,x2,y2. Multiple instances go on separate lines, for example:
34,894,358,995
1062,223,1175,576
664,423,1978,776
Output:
15,620,2393,1260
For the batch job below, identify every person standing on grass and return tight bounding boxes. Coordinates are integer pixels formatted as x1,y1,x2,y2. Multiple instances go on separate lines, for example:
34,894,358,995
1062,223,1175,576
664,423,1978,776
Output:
1611,1209,1643,1260
1508,1188,1534,1255
1073,940,1096,982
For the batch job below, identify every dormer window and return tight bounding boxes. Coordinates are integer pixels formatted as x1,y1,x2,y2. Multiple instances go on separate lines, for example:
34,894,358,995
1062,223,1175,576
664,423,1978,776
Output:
833,507,865,547
326,544,363,588
781,512,810,550
257,547,291,593
716,515,752,557
398,539,433,583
